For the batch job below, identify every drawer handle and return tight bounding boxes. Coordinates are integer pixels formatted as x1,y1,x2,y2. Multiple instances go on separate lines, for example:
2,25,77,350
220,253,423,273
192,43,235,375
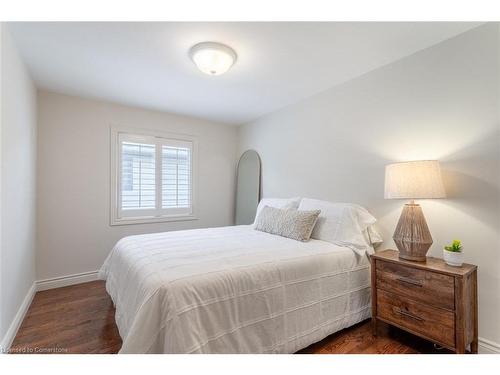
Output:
398,309,424,322
396,276,423,287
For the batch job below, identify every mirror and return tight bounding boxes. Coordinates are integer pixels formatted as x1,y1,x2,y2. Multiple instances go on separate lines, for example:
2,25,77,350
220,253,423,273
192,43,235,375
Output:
235,150,261,225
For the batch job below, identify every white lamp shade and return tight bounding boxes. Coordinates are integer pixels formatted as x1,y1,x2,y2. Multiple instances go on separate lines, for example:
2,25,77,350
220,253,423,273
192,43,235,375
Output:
384,160,446,199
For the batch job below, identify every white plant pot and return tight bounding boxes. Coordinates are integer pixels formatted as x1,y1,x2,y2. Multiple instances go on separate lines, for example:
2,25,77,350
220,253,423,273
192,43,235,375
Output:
443,249,463,267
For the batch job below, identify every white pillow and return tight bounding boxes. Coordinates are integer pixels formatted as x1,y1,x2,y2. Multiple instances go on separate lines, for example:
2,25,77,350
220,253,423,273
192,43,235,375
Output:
298,198,377,255
254,197,301,224
366,225,383,246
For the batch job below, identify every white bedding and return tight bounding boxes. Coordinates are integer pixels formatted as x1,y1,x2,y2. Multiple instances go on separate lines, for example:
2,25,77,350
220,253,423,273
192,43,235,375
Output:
99,225,371,353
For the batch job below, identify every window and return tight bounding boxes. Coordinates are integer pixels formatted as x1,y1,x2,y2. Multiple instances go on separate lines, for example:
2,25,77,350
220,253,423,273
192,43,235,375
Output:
111,128,196,225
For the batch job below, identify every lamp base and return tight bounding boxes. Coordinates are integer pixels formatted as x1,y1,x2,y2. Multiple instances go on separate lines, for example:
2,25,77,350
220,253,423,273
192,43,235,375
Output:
393,203,433,262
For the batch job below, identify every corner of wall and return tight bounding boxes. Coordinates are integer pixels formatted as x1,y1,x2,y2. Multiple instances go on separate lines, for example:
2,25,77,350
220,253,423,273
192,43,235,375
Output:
0,22,38,351
0,21,5,342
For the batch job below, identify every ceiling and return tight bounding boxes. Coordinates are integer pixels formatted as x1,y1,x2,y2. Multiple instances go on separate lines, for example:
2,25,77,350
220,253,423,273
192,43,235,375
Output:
8,22,481,125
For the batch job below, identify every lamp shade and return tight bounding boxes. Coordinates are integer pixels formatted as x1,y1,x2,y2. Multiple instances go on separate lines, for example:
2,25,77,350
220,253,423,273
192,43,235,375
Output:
384,160,446,199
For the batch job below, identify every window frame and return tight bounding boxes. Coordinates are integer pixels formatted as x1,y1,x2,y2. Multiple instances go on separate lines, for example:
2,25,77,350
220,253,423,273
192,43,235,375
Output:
110,126,198,226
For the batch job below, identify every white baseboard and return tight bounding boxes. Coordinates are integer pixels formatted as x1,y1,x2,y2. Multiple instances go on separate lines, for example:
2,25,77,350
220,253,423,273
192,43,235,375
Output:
478,337,500,354
36,270,99,291
0,282,36,353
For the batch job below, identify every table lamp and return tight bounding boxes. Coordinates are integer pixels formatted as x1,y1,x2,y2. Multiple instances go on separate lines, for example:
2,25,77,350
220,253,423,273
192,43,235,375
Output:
384,160,446,261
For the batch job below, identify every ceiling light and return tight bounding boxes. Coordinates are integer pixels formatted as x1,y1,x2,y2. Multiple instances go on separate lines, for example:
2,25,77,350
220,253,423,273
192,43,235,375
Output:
189,42,237,76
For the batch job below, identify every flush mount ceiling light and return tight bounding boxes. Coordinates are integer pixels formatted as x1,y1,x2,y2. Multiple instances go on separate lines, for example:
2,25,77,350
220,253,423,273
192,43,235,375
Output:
189,42,237,76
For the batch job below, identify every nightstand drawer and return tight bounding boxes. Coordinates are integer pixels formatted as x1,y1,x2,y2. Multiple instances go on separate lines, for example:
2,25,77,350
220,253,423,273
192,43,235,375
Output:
377,289,455,348
376,260,455,310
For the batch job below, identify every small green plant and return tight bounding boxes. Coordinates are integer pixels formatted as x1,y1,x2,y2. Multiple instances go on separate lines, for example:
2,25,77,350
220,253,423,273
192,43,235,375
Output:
444,239,462,253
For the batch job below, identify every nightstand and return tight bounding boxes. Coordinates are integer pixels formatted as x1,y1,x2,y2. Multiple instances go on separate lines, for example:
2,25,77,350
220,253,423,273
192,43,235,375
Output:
371,250,478,353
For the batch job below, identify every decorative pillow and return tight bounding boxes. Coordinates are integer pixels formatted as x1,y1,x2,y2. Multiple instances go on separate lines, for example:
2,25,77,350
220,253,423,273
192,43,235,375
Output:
254,205,321,242
253,197,301,223
297,198,377,255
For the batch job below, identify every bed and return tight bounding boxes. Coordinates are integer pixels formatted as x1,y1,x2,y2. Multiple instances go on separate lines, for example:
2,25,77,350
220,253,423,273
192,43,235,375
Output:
99,224,373,354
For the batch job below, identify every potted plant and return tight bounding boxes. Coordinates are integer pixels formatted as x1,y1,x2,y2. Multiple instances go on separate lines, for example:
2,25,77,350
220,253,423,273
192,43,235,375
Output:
443,239,464,267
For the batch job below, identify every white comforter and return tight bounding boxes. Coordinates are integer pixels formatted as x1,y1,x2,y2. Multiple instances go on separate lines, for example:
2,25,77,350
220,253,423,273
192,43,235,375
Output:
99,225,371,353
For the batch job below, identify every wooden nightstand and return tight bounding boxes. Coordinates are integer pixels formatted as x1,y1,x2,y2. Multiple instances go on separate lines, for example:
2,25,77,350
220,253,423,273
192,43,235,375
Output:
371,250,478,353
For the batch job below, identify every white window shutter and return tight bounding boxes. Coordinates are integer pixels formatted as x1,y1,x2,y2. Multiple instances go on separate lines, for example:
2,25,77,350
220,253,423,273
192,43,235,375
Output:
114,130,194,224
162,146,191,209
121,142,156,210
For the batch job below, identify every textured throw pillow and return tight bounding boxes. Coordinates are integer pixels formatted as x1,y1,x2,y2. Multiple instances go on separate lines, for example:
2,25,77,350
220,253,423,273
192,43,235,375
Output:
254,205,321,242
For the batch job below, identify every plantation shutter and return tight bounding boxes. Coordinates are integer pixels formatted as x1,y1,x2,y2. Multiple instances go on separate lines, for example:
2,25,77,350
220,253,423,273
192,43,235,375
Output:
162,145,191,209
117,132,193,220
121,141,156,211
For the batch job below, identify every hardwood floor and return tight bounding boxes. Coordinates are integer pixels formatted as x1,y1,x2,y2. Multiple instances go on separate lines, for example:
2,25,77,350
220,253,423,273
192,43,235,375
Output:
10,281,451,354
11,281,121,354
298,320,451,354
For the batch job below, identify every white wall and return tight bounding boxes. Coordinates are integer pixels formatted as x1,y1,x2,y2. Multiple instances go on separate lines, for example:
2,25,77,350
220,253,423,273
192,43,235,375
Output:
0,24,37,343
37,91,238,281
239,24,500,346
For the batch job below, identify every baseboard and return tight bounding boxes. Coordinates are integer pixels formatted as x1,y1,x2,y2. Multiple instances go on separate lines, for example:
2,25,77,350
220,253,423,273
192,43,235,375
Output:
478,337,500,354
0,282,36,353
36,270,99,291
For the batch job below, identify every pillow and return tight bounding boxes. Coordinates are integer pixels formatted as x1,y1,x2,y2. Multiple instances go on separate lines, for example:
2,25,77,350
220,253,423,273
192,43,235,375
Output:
297,198,377,255
366,225,383,246
254,205,320,242
361,225,384,255
253,197,301,223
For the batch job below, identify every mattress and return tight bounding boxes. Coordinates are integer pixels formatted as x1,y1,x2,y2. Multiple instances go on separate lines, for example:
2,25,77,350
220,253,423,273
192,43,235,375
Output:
99,225,372,353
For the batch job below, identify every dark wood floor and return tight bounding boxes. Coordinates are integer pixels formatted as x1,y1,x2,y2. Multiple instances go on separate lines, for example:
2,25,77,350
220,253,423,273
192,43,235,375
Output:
11,281,451,354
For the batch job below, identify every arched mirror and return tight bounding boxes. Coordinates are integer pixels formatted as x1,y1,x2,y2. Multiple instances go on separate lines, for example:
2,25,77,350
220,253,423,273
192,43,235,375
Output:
235,150,261,225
